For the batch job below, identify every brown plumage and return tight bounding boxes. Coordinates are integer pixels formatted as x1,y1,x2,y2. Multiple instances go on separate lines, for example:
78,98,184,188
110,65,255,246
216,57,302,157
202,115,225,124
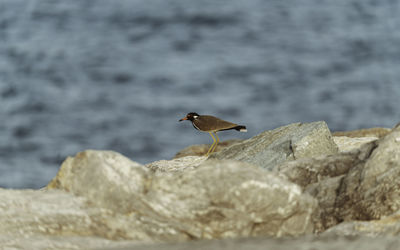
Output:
190,115,246,132
179,112,247,156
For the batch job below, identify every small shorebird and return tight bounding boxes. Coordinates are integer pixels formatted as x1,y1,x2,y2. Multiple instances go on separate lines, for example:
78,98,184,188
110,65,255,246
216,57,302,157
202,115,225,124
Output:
179,112,247,156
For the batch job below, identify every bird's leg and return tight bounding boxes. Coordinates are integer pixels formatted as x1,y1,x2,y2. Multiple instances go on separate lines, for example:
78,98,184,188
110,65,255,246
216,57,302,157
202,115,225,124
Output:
206,132,216,156
211,132,219,153
209,132,219,154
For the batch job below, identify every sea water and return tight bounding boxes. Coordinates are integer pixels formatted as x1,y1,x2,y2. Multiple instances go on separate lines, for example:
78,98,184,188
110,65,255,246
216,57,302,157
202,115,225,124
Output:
1,0,399,188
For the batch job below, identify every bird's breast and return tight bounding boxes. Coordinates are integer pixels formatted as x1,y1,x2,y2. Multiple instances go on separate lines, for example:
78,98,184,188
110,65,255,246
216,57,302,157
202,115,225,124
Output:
191,121,201,131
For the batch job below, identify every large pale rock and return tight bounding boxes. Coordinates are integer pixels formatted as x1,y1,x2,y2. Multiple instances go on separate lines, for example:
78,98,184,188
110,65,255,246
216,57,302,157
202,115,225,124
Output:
210,122,338,170
0,188,166,249
144,160,317,238
47,151,318,239
48,150,151,213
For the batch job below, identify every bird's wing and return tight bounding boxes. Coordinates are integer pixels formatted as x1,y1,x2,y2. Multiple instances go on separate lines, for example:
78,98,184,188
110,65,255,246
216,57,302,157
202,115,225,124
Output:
199,115,239,131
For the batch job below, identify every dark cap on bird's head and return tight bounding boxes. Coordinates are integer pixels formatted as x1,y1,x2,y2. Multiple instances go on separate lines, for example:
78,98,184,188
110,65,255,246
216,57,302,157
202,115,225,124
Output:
179,112,199,122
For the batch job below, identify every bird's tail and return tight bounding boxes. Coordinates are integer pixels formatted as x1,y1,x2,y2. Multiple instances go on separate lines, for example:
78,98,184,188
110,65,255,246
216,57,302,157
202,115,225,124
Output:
234,125,247,132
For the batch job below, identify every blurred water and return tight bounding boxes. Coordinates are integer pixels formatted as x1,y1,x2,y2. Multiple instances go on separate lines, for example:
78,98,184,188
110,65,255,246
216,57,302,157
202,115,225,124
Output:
1,0,400,188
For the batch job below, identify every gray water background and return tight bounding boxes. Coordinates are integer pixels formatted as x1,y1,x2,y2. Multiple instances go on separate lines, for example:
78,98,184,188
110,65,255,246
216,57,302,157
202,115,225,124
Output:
1,0,400,188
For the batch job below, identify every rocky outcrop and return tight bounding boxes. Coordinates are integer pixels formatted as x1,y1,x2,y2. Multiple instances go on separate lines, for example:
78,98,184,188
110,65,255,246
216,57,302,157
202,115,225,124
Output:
4,121,400,249
46,151,317,239
1,149,318,248
211,121,338,170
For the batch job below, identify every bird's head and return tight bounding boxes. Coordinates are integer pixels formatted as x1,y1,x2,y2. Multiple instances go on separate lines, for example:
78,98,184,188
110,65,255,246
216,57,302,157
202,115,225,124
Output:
179,112,199,122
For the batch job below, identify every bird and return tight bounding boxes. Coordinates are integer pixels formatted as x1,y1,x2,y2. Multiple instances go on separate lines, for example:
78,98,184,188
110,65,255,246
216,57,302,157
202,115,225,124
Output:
179,112,247,156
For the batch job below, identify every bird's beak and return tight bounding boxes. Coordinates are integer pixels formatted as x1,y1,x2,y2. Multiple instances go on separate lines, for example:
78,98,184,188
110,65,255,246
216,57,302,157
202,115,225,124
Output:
179,116,188,122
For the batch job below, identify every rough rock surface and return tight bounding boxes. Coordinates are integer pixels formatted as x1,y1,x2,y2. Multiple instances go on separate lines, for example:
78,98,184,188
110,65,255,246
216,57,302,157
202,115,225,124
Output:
336,125,400,221
144,160,318,238
211,121,338,170
145,156,206,174
0,188,147,249
276,141,378,230
332,127,391,138
277,126,400,231
276,141,377,188
98,235,400,250
174,139,243,158
47,150,152,214
333,136,378,152
45,151,317,240
324,211,400,237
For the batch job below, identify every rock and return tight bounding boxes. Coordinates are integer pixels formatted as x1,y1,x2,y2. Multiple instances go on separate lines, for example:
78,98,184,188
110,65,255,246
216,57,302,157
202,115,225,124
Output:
335,125,400,221
276,141,378,231
333,136,378,152
210,121,338,170
0,188,153,249
277,126,400,231
144,160,318,238
47,150,317,239
277,141,377,188
97,234,400,250
6,122,400,249
305,176,344,231
332,127,391,138
174,139,243,158
0,186,397,250
47,150,151,214
145,156,206,174
323,211,400,237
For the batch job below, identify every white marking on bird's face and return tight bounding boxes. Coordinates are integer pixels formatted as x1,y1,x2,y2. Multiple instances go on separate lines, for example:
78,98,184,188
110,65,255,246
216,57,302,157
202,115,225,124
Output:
193,115,199,119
